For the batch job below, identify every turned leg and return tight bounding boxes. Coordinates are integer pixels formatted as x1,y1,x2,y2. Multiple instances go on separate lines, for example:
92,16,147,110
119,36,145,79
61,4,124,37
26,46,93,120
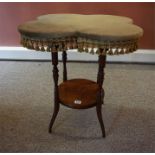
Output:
49,49,60,133
96,49,106,137
62,50,67,82
101,89,105,105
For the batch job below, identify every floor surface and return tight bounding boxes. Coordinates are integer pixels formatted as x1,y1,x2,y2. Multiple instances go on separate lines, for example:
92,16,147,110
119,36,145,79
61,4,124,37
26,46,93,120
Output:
0,61,155,152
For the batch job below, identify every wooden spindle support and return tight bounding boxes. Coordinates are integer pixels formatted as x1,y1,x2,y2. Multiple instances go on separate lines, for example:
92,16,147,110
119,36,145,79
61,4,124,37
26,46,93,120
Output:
62,50,67,82
96,49,106,138
49,48,60,133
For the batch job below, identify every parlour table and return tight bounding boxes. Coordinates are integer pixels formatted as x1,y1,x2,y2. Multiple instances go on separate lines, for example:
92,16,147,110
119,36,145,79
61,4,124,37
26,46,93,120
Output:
18,14,143,138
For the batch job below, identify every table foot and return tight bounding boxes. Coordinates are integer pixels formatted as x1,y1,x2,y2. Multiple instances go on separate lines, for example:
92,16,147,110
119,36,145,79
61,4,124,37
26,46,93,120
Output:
96,104,106,138
49,103,60,133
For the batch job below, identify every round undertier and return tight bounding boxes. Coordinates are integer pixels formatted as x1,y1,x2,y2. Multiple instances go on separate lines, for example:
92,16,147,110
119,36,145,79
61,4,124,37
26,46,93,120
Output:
58,79,103,109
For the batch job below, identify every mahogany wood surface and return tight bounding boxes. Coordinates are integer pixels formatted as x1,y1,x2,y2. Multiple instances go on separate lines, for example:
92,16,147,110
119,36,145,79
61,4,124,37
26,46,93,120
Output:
59,79,100,109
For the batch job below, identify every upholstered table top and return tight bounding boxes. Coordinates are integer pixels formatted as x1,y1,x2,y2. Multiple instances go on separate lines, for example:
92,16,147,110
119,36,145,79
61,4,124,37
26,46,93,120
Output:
18,14,143,55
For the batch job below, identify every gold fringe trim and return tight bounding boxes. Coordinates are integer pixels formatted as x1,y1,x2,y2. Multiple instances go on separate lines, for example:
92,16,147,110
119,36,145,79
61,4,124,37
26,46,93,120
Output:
20,36,138,55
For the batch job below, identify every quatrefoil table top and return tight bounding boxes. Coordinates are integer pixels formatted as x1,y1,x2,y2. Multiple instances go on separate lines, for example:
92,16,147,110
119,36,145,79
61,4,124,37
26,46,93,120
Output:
18,14,143,55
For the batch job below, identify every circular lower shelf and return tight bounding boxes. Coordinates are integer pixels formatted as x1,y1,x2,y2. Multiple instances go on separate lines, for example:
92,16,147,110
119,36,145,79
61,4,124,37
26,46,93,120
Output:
58,79,100,109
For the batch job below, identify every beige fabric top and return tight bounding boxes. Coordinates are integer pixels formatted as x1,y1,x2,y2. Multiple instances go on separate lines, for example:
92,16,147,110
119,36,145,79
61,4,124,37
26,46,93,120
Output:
18,14,143,55
18,14,143,41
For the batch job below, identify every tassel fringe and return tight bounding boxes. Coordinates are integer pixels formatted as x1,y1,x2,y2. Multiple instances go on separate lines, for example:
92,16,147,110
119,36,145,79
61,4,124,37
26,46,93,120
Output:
20,36,138,55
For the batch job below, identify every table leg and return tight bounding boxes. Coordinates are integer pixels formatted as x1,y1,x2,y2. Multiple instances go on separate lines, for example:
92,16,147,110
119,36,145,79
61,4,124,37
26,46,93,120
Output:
96,52,106,138
62,50,67,82
49,51,60,133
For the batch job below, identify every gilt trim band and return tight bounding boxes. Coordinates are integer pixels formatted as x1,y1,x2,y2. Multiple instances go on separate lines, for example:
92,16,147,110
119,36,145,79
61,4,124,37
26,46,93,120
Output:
20,35,138,55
